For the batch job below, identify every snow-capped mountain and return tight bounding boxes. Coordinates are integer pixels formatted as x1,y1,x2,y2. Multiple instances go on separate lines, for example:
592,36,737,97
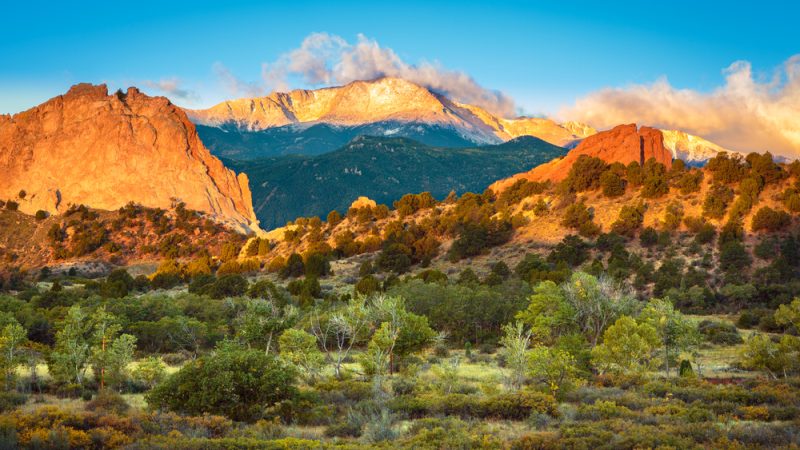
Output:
186,77,736,164
660,129,742,165
185,77,595,156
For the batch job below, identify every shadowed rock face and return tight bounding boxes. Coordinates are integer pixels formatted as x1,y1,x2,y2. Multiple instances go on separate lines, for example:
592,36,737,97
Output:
490,124,673,192
0,83,258,232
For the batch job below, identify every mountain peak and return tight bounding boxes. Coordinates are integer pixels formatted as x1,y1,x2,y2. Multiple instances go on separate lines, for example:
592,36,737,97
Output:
185,78,594,147
347,75,427,90
64,82,109,98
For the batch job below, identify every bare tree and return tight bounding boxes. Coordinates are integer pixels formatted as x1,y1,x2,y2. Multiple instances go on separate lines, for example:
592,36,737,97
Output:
328,296,372,378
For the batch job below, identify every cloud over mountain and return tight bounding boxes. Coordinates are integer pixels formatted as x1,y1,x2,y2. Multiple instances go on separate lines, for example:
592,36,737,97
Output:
218,33,517,118
559,56,800,158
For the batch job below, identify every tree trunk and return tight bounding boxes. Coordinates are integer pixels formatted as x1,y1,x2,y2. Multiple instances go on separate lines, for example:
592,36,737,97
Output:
100,335,106,390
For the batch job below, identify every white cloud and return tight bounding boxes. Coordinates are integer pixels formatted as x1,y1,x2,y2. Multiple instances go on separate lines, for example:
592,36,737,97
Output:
142,77,199,102
216,32,517,117
212,62,263,98
559,55,800,157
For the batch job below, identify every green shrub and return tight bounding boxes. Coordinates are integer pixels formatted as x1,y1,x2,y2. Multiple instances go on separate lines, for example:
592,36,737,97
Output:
707,153,747,184
674,169,704,194
324,421,362,438
481,390,559,419
561,201,600,237
641,172,670,198
354,275,381,296
564,155,607,192
737,309,766,329
433,343,449,357
403,417,503,449
85,389,130,414
719,240,751,275
304,252,331,278
394,192,436,216
600,171,625,198
727,422,800,447
200,275,248,299
610,203,646,237
576,400,634,420
447,220,512,261
315,379,374,404
146,347,298,422
0,392,27,413
703,184,734,219
639,227,658,247
751,206,791,232
390,390,557,420
698,320,743,345
548,235,590,267
279,253,304,278
378,243,413,272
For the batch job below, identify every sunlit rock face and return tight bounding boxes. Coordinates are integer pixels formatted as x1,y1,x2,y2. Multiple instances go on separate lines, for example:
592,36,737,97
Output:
490,124,673,192
0,84,258,232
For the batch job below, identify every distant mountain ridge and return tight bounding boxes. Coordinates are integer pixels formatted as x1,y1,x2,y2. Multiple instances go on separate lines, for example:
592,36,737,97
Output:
195,121,481,159
226,134,567,229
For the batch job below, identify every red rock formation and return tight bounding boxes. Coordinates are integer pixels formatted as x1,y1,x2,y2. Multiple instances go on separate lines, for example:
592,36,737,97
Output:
490,124,672,192
0,84,258,232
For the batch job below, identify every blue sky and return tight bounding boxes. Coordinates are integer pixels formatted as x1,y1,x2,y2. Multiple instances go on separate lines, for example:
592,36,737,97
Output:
1,0,797,118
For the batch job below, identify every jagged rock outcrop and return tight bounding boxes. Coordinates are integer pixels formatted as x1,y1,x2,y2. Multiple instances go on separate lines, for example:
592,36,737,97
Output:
186,77,595,147
187,77,500,143
0,84,258,232
490,124,673,191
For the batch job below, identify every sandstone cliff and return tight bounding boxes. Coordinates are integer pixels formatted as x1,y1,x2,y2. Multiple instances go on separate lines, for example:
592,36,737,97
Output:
0,84,258,232
490,124,673,192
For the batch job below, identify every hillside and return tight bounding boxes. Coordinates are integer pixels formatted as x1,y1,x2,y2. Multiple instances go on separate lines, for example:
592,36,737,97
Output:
226,135,567,229
0,84,258,232
0,202,245,273
248,131,800,301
